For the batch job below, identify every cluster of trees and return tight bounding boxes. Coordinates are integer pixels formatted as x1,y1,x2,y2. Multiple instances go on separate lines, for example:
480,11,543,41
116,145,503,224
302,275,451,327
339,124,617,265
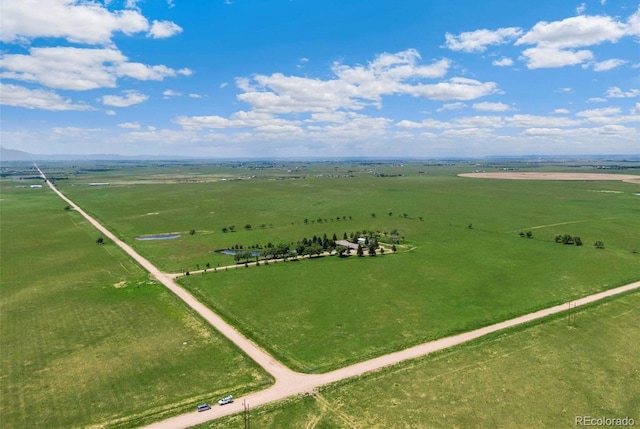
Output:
519,231,533,238
221,225,236,233
304,215,352,224
555,234,583,246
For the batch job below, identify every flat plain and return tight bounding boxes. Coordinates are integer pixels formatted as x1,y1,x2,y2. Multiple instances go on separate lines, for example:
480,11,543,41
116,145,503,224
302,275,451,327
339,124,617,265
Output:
0,180,271,429
200,290,640,429
53,161,639,372
2,159,638,427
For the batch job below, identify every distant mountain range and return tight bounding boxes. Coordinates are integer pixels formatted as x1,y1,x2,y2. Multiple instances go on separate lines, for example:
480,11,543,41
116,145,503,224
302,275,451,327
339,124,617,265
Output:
0,147,195,162
2,146,639,163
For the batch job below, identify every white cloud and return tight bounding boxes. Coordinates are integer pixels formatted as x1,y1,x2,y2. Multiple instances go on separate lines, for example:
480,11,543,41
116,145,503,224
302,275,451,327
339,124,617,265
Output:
492,57,514,67
588,97,606,102
148,20,183,39
555,87,573,93
117,122,141,129
627,8,640,36
0,82,94,110
188,93,202,98
1,47,188,90
553,108,570,114
520,47,593,69
472,101,511,112
219,82,228,89
506,114,581,127
605,87,640,98
592,59,627,71
516,14,627,49
444,27,522,52
101,90,148,107
163,89,182,97
515,14,629,69
576,3,587,15
0,0,150,45
104,109,116,115
437,102,466,111
233,50,492,114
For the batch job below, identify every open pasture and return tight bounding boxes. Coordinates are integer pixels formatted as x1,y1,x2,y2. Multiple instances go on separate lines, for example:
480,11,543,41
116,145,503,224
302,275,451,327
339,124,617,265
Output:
53,162,640,371
58,163,640,273
0,184,270,429
202,291,640,429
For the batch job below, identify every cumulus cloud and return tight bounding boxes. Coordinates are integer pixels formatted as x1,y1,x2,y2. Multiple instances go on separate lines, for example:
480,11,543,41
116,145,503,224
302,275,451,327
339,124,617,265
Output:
520,47,593,69
117,122,141,129
233,50,496,114
148,20,183,38
515,14,628,69
0,82,94,110
163,89,182,98
605,87,640,98
444,27,522,52
0,0,182,45
492,57,514,67
1,47,189,90
437,102,466,111
592,58,627,71
101,90,148,107
472,102,511,112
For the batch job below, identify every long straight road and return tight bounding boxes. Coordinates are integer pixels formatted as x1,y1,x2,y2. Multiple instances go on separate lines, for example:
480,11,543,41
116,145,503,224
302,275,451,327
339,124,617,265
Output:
34,164,640,429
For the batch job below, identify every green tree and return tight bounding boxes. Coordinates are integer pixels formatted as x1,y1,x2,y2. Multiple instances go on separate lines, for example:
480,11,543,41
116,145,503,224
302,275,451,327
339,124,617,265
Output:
229,224,236,232
368,244,376,256
222,227,228,233
594,240,605,249
357,244,364,257
189,229,196,235
244,224,252,230
391,244,397,253
96,237,104,245
336,246,348,257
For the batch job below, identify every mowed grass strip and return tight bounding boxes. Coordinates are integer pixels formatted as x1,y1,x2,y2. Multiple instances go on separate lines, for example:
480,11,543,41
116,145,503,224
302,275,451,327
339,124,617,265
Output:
0,185,270,429
200,291,640,429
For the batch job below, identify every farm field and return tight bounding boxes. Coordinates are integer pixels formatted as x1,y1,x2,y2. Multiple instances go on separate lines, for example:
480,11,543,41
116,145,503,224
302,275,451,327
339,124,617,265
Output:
0,183,271,429
50,162,640,372
200,290,640,429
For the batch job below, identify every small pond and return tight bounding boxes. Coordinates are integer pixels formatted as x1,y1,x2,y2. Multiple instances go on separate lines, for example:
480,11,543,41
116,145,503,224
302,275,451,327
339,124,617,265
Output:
136,233,182,241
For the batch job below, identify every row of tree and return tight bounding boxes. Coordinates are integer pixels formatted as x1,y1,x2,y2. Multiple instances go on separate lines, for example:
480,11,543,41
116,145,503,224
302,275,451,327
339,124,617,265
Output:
554,234,605,249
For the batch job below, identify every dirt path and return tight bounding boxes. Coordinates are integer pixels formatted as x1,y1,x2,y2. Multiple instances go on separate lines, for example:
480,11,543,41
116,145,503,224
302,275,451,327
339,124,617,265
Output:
34,165,640,429
459,172,640,184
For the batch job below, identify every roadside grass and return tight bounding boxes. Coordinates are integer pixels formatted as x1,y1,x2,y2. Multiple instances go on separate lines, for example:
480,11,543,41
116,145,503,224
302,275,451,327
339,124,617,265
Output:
0,185,271,429
200,291,640,429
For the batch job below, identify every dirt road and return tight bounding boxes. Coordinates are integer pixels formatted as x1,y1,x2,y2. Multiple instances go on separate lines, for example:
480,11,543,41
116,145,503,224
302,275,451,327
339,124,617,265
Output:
34,165,640,429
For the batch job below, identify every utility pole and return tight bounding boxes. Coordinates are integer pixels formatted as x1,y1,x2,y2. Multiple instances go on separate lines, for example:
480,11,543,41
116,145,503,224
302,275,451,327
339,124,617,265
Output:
243,400,250,429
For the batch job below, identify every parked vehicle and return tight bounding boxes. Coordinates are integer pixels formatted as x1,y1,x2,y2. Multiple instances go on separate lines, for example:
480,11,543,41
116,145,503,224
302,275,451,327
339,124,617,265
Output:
218,395,233,405
197,403,211,412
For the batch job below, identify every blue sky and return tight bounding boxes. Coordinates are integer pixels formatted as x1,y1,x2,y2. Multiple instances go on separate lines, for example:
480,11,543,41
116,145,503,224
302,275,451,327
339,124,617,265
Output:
1,0,639,158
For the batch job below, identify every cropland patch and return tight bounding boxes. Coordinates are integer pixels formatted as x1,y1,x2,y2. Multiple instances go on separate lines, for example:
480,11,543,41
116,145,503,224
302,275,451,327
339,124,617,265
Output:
459,172,640,183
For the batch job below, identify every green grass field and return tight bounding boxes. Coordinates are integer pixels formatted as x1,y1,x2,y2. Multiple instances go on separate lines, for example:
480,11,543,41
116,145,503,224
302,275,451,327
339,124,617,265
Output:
53,164,640,372
0,183,271,429
201,291,640,429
